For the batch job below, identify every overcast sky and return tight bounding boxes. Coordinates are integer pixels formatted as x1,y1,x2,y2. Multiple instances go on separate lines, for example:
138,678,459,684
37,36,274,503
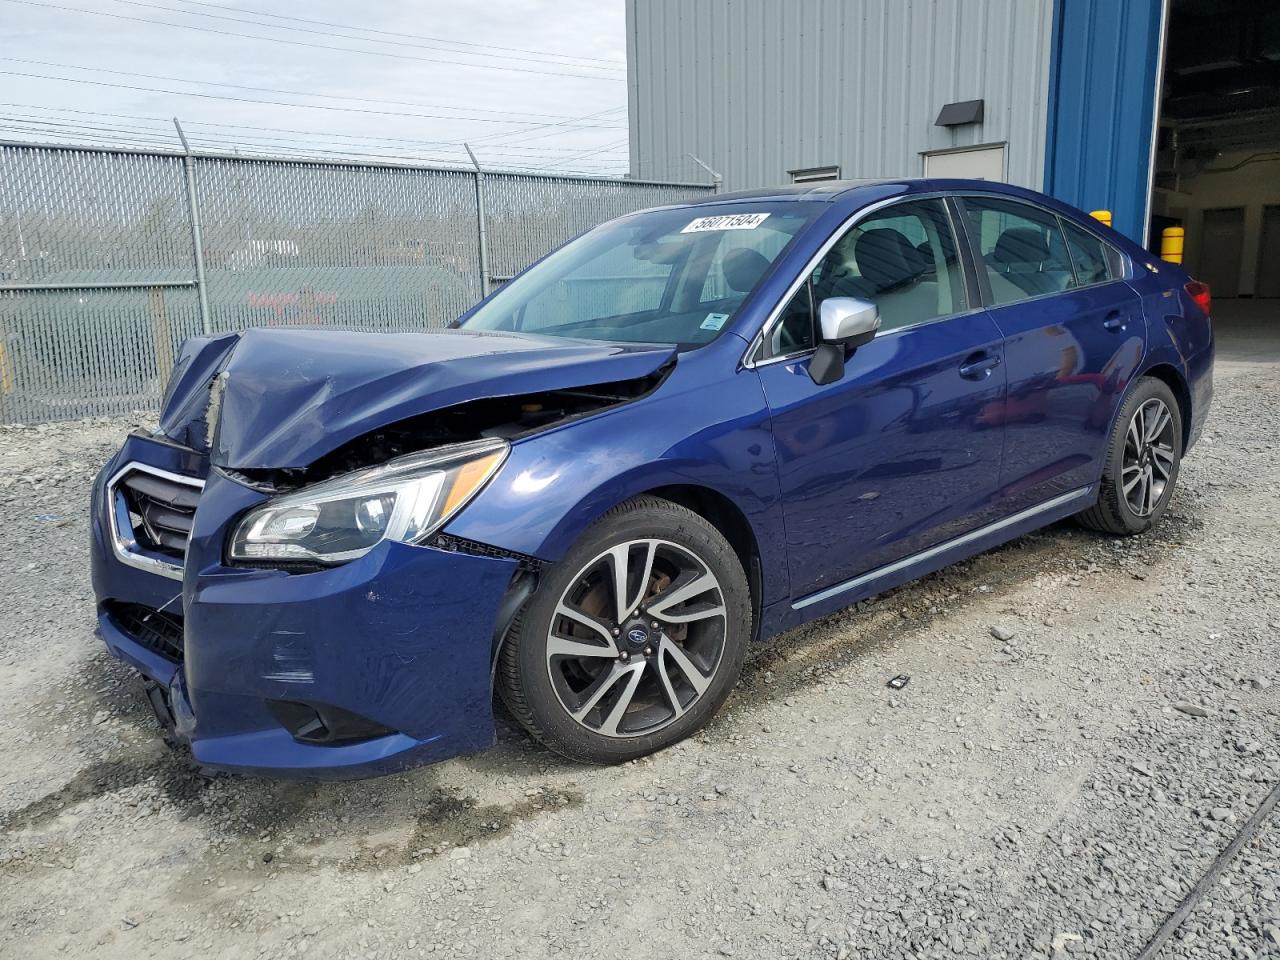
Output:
0,0,633,175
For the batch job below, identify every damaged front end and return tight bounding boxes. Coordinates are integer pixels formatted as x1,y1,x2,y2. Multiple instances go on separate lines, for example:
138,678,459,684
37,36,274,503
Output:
91,326,677,778
226,374,669,495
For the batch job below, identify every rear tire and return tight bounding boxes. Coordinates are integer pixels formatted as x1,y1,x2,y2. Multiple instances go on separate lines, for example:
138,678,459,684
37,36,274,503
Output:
1077,376,1183,536
497,496,750,764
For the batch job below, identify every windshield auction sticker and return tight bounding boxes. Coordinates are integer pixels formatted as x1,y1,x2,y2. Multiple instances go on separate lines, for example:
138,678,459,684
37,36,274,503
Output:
680,212,771,233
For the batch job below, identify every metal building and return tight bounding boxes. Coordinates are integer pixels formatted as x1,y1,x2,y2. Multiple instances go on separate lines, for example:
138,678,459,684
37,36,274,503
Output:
626,0,1280,298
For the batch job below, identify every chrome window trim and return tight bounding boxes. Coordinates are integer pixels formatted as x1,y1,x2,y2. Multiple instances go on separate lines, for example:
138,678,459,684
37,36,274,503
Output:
106,461,205,582
742,191,973,369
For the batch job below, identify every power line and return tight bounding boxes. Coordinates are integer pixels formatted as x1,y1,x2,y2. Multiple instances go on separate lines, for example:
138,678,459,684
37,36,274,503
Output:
0,124,180,150
0,127,629,177
1,0,627,82
0,69,629,129
474,120,630,149
0,105,631,157
3,58,626,126
539,139,632,170
102,0,626,73
0,117,629,172
465,105,631,149
0,115,629,161
164,0,626,67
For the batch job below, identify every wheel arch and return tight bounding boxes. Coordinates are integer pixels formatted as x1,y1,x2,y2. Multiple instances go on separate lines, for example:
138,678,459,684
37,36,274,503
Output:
1138,361,1193,449
482,475,779,671
644,484,765,640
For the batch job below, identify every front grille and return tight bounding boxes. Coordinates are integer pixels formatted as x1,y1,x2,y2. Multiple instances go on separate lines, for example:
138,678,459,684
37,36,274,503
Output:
105,601,185,662
119,469,201,560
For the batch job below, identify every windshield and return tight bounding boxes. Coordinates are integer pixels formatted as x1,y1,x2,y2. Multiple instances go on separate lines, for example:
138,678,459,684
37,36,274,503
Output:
460,202,819,347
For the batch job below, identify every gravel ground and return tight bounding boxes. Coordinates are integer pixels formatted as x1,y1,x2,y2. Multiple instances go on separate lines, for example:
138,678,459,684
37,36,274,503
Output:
1,309,1277,960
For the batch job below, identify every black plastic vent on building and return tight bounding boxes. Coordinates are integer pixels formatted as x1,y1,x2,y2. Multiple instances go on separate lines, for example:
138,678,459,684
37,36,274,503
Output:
935,99,985,127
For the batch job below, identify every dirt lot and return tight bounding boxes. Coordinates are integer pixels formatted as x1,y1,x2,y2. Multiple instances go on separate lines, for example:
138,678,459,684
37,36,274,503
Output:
1,306,1277,960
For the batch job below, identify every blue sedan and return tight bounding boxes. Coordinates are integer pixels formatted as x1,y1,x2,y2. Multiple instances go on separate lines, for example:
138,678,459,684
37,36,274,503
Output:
90,178,1214,778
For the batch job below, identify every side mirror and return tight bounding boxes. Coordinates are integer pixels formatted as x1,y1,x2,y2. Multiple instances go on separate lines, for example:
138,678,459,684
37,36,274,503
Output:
810,297,880,385
819,297,880,346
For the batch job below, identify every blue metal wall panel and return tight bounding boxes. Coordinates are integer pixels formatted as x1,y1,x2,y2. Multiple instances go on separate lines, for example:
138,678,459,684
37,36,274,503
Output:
1044,0,1165,243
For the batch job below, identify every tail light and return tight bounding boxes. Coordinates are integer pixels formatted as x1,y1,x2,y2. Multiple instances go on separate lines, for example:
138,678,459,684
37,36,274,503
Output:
1185,280,1211,317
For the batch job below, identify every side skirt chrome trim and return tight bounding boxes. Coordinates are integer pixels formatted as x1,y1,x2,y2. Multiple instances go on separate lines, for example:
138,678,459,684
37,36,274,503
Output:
793,486,1094,611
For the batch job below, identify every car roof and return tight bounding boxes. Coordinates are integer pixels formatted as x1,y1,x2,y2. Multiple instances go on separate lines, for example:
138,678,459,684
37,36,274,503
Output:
691,179,898,203
680,177,1053,206
621,178,1138,254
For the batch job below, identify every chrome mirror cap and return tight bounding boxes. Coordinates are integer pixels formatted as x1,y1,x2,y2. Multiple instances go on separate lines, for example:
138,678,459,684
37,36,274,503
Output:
819,297,880,345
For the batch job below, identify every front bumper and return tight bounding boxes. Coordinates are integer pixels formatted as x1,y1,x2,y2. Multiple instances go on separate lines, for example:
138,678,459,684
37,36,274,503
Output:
91,433,522,779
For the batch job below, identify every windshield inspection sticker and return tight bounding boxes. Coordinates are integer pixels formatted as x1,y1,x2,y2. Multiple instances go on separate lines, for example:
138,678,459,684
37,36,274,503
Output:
700,312,730,331
681,212,771,233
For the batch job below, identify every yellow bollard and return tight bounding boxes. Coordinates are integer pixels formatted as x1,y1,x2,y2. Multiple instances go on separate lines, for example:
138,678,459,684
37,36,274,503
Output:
1090,210,1113,228
1160,226,1185,264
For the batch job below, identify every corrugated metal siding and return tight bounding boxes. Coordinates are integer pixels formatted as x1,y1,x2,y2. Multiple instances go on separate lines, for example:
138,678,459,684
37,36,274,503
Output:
1043,0,1166,243
627,0,1055,191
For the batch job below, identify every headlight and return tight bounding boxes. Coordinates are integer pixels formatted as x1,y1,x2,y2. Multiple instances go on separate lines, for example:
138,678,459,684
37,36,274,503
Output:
228,438,508,565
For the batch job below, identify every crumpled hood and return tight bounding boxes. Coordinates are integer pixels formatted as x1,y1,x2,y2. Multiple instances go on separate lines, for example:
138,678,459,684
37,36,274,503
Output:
161,327,676,469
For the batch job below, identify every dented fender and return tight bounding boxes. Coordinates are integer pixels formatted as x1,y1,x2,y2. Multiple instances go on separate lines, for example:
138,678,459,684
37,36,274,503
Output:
442,344,791,607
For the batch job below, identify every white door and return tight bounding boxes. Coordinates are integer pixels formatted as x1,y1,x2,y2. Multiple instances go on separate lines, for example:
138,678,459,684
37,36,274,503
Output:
923,145,1006,182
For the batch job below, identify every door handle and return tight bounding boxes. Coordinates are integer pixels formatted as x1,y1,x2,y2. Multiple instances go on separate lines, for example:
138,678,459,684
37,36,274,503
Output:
958,352,1001,380
1103,311,1127,331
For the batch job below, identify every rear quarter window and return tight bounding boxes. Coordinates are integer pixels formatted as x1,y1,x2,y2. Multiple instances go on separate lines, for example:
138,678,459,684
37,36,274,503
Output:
963,196,1075,306
1061,219,1124,286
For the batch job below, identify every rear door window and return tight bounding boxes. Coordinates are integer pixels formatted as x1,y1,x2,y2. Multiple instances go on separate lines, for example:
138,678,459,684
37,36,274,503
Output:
963,196,1075,306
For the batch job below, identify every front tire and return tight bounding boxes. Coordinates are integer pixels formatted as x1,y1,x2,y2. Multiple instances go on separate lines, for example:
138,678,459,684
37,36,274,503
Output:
1077,376,1183,535
497,496,751,764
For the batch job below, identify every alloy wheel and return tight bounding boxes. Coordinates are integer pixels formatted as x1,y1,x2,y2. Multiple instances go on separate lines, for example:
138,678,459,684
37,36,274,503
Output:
1122,397,1176,518
545,539,727,739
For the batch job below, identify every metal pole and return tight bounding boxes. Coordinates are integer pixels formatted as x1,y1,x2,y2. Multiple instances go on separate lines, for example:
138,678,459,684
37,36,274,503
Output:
464,143,491,299
173,118,212,334
687,153,723,193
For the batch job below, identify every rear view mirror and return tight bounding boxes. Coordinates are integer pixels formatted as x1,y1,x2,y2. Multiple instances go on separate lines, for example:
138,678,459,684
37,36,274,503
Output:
810,297,880,385
633,241,685,264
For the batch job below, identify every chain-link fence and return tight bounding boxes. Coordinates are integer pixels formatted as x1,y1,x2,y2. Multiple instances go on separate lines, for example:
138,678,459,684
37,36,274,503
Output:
0,141,715,424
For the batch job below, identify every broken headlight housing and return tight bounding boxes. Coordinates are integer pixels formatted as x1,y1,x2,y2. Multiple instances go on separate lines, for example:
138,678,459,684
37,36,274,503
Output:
228,438,508,565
